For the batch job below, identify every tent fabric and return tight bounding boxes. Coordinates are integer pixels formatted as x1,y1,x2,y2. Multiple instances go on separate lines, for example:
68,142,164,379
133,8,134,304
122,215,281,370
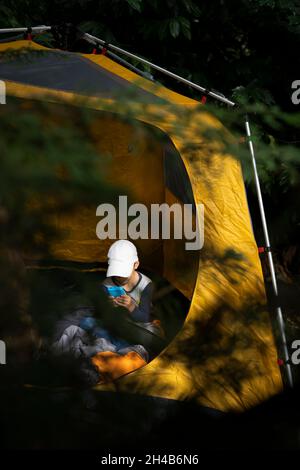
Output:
0,39,283,412
0,40,197,104
0,48,165,102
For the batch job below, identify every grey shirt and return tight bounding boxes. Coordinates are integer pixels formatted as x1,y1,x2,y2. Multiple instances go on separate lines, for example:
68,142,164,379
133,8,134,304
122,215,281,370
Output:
102,272,153,323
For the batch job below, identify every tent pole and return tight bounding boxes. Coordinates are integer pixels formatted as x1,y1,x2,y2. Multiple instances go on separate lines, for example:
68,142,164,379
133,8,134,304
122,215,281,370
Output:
81,35,154,81
0,25,235,106
82,32,235,107
245,115,293,388
0,26,51,34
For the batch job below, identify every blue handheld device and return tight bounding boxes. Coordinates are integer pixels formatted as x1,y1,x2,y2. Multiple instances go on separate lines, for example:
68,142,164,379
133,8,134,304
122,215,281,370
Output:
106,285,126,297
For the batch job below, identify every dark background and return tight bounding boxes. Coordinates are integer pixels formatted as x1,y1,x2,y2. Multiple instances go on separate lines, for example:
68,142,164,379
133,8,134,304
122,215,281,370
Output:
1,0,300,452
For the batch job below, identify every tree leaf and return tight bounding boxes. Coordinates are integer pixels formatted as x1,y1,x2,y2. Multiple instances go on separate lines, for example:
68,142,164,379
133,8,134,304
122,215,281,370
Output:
169,18,180,38
178,16,191,40
126,0,142,12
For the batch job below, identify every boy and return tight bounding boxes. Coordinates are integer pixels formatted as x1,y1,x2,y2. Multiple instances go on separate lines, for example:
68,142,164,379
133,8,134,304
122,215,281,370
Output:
103,239,154,324
49,240,158,384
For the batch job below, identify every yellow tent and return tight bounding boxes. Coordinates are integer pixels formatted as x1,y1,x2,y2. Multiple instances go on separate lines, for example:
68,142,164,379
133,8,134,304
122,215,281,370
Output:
0,39,282,412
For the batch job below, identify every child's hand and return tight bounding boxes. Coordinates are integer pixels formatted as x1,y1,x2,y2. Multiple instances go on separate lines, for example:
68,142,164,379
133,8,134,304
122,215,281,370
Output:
114,294,136,312
108,296,119,308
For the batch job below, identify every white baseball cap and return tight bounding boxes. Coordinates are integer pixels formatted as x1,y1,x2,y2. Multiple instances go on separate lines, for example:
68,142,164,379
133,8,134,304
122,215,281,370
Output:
106,240,138,278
